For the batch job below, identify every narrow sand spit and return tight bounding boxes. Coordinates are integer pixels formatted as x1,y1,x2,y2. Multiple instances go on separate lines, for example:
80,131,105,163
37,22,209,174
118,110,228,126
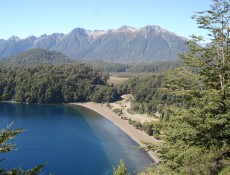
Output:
70,102,160,163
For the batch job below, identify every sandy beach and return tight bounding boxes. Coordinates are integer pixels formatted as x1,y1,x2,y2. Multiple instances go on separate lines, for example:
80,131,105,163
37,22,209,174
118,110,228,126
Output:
70,102,160,163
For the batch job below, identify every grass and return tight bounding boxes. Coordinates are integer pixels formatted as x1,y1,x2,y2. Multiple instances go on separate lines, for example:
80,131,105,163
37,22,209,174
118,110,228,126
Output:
108,76,129,85
108,72,155,85
109,72,154,78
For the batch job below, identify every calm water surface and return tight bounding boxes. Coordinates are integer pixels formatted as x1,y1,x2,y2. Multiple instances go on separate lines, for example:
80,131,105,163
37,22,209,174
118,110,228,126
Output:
0,103,154,175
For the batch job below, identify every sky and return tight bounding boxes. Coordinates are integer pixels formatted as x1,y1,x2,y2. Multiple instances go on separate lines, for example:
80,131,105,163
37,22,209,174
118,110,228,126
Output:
0,0,212,40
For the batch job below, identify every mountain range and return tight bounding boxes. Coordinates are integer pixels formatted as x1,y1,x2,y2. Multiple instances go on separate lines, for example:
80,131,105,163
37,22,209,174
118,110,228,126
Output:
0,25,188,63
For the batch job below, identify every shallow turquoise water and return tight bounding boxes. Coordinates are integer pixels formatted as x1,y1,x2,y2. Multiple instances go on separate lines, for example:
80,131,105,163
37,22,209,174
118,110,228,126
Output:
0,103,154,174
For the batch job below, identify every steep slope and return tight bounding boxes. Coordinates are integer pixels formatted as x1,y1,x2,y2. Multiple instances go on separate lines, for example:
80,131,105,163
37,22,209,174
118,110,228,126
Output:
32,33,64,49
0,36,36,58
0,25,188,63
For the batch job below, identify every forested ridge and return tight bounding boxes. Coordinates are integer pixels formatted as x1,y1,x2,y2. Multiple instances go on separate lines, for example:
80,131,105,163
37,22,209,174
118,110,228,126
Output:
1,48,76,67
0,64,118,103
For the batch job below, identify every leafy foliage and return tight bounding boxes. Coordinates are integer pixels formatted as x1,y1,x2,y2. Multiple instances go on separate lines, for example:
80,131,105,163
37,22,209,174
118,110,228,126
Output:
113,160,130,175
150,0,230,174
118,74,176,115
0,64,118,103
89,85,118,102
117,1,230,174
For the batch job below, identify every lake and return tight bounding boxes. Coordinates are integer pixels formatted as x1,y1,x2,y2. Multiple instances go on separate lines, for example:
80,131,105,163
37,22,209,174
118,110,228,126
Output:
0,103,154,175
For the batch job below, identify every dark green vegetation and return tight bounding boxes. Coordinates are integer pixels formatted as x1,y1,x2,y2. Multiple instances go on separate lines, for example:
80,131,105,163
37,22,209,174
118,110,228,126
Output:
128,119,156,136
0,25,187,63
0,124,44,174
118,75,175,116
1,48,76,66
153,5,230,174
125,61,182,73
113,160,130,175
87,60,182,73
120,1,229,174
0,64,118,103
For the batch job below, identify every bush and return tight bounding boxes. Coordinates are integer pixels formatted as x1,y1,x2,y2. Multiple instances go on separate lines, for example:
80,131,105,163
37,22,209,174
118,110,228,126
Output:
113,160,130,175
142,122,153,136
128,119,142,130
113,108,123,116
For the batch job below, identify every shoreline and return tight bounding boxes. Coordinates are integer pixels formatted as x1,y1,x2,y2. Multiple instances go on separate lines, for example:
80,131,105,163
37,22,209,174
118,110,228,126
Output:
70,102,160,163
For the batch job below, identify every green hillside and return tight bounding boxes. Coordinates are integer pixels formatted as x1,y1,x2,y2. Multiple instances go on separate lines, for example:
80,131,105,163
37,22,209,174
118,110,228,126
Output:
1,48,76,66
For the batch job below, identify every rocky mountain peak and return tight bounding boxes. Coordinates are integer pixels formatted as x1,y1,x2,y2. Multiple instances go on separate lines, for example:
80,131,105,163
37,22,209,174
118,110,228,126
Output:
117,25,136,32
8,35,20,41
70,28,87,36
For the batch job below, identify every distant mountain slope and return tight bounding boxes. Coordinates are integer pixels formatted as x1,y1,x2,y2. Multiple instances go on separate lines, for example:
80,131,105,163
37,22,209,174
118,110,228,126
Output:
0,25,188,63
1,48,75,66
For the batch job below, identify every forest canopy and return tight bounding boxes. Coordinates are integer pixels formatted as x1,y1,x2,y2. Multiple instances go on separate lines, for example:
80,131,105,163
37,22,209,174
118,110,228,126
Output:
0,64,118,103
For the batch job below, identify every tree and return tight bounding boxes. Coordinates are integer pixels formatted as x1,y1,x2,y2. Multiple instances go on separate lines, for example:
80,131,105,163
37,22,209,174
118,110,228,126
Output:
151,0,230,174
113,160,130,175
89,85,118,102
0,123,45,174
0,64,118,104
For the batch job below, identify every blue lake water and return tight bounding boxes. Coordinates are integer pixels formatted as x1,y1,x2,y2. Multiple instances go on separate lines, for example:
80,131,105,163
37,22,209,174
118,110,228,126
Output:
0,103,154,174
